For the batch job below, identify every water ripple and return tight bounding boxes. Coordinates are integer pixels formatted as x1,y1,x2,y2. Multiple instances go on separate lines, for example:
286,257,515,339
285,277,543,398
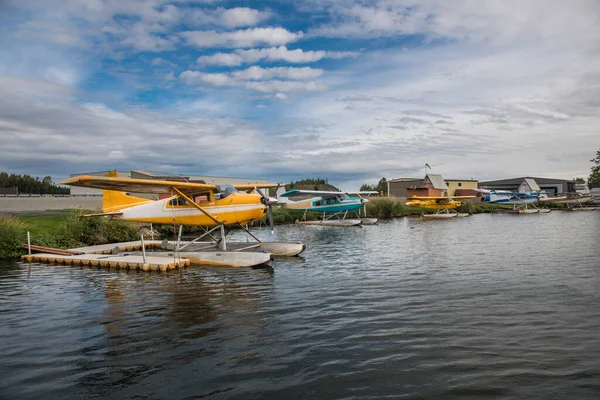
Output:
1,213,600,399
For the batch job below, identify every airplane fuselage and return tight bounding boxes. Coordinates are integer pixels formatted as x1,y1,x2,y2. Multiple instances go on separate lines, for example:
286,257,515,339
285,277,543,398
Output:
109,192,267,226
406,199,461,210
283,197,364,213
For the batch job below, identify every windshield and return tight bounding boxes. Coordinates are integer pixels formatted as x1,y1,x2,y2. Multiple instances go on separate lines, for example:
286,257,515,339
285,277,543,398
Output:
215,184,238,199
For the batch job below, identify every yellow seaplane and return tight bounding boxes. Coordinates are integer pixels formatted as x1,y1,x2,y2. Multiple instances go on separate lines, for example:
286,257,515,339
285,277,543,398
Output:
406,195,474,219
58,172,305,267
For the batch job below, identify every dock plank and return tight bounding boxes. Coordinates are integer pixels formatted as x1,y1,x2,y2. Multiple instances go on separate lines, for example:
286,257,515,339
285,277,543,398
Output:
22,253,189,272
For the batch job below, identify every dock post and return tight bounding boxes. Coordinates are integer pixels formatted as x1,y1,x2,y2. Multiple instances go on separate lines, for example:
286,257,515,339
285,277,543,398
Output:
27,231,31,256
176,225,183,252
219,224,227,251
141,234,147,264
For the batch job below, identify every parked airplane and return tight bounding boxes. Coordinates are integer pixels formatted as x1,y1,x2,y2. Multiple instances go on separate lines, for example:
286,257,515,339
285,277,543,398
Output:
59,172,305,265
275,187,379,226
405,195,474,219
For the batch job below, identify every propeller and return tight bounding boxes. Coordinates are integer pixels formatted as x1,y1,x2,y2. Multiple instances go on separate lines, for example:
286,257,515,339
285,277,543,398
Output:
256,185,280,233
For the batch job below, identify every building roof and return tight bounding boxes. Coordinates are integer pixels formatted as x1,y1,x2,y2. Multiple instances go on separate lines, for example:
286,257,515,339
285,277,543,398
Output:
426,174,448,189
445,179,478,182
388,177,421,183
480,176,575,185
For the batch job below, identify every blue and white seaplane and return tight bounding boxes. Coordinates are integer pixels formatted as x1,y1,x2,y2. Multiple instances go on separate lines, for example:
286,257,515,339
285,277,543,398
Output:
275,187,379,226
489,192,551,214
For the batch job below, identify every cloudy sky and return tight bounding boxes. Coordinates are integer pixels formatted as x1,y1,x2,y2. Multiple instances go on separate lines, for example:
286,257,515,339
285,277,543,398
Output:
1,0,599,190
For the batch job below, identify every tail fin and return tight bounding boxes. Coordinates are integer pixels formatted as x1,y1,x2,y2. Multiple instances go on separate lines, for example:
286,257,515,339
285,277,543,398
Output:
102,170,152,212
275,183,286,199
275,183,293,204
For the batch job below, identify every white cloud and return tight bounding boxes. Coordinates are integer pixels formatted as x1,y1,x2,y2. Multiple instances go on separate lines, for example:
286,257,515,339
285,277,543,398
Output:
43,68,78,86
121,22,177,51
197,46,360,66
308,0,600,48
245,80,326,92
179,70,235,86
197,52,244,66
232,66,324,80
220,7,271,28
181,27,303,48
274,93,288,100
180,66,325,91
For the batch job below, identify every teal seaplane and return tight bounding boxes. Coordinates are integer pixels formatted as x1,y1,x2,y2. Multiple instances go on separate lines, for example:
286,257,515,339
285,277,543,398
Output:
276,187,378,226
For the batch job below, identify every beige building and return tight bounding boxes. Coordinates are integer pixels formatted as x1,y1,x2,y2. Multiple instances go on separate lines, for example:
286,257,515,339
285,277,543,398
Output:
387,178,422,199
389,175,478,199
444,179,479,196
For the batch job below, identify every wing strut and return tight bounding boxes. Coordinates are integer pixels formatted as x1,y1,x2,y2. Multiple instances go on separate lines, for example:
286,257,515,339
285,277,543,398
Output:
171,187,221,225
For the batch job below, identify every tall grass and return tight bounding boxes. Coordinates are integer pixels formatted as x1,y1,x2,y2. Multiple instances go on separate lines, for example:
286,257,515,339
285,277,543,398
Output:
1,213,141,258
0,215,28,258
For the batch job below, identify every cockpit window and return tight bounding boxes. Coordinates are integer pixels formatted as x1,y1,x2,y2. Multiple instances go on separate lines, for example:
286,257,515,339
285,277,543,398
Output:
215,184,238,199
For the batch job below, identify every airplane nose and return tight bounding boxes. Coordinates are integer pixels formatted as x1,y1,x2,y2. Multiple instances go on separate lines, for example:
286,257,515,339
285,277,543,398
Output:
361,198,369,204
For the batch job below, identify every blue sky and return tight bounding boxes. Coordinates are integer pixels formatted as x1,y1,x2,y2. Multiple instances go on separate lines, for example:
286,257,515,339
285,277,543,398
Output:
0,0,599,190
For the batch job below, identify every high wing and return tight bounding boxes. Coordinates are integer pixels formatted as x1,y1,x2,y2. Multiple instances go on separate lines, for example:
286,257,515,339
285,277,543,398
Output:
279,189,347,199
346,191,379,196
58,175,217,194
233,183,279,191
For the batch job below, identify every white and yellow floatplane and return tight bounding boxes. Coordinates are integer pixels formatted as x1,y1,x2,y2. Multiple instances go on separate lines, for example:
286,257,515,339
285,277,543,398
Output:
406,195,473,219
58,172,305,268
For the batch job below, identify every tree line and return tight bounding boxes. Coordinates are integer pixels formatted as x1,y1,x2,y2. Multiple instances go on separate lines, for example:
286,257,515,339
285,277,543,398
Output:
360,177,388,195
0,172,70,195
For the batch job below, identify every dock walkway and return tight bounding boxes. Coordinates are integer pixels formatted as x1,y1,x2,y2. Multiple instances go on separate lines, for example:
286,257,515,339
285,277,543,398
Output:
21,253,189,271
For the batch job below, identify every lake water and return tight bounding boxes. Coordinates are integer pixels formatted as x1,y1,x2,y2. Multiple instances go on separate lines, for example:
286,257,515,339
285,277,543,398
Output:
1,212,600,399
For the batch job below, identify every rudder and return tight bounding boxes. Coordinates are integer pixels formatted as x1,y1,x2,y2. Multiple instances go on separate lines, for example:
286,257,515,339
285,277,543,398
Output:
102,170,151,212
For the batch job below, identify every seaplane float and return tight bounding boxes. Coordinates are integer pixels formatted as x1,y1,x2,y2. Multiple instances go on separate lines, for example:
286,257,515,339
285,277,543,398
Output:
405,195,474,219
275,187,379,226
58,172,305,268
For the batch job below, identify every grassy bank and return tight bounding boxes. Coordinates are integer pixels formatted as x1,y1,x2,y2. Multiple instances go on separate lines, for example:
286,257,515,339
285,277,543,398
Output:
0,211,140,259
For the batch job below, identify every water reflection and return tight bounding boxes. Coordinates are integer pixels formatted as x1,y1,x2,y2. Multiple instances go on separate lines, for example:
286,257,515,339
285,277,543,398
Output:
1,212,600,399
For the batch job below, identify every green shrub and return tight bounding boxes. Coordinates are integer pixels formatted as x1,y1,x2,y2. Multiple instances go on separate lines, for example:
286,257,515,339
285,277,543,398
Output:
366,198,395,218
62,216,139,245
0,215,28,258
103,220,140,243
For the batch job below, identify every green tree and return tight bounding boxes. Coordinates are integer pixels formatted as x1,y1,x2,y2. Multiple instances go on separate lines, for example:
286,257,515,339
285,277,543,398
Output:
589,149,600,188
360,183,375,191
376,177,388,196
0,171,8,187
574,177,586,183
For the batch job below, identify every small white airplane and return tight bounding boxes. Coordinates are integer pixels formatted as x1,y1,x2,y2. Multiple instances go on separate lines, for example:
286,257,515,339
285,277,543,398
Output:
275,187,379,226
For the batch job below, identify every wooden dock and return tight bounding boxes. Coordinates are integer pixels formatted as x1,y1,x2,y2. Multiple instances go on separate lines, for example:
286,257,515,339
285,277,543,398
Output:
69,240,163,255
21,253,189,272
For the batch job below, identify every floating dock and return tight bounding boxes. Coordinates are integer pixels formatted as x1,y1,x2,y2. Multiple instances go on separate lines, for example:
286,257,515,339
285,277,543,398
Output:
69,241,163,255
21,253,189,272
